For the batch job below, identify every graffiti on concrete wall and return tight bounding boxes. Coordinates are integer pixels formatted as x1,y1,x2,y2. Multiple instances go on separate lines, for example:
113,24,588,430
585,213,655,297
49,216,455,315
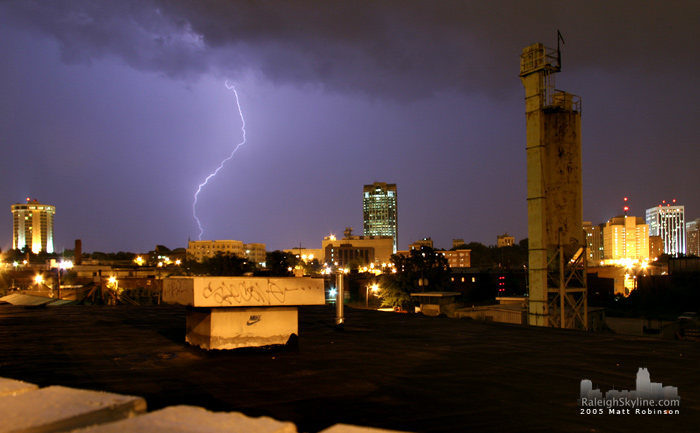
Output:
202,279,318,306
163,278,190,299
163,277,324,307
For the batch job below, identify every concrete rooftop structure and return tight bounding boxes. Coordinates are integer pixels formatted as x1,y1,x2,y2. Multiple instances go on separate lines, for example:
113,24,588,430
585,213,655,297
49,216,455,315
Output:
0,304,698,432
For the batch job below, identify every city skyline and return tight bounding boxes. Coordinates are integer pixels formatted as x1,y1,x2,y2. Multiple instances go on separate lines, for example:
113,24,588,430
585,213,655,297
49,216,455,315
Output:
580,367,680,402
2,2,700,254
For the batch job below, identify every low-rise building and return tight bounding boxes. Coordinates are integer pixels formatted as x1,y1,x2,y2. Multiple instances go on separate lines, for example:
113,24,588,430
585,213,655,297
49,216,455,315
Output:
409,237,434,250
187,240,266,266
442,249,471,269
324,243,375,267
497,233,514,248
321,235,393,265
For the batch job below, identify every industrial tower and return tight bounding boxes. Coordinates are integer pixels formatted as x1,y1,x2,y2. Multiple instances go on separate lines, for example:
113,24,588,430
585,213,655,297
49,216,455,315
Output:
520,41,587,329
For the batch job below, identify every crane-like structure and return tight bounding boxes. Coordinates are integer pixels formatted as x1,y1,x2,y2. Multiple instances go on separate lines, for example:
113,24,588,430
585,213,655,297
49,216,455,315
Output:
520,37,587,329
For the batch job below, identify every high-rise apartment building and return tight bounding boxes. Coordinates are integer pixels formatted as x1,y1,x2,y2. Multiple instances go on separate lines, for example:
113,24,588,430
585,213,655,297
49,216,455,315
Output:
646,203,685,256
687,218,700,257
649,236,664,260
583,221,602,265
602,215,649,263
363,182,398,253
12,198,55,254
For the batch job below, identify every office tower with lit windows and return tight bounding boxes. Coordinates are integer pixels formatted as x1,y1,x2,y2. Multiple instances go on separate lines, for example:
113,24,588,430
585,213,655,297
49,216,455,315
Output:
687,218,700,257
363,182,398,253
601,215,649,263
583,221,603,264
12,198,55,254
646,203,685,256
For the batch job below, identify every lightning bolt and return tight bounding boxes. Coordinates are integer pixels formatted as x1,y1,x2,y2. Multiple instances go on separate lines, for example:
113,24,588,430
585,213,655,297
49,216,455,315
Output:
192,81,247,240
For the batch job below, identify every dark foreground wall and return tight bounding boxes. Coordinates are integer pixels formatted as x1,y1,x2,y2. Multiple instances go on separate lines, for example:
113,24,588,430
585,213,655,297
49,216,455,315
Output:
0,305,698,432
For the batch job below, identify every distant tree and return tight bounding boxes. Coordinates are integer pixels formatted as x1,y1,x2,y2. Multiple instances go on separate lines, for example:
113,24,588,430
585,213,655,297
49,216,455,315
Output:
199,252,256,276
378,247,450,309
155,245,171,253
347,259,362,272
519,238,528,250
450,239,528,269
3,249,25,263
91,251,109,261
302,258,323,276
262,251,294,276
378,272,414,310
112,251,136,261
463,242,495,267
656,254,671,265
496,245,528,269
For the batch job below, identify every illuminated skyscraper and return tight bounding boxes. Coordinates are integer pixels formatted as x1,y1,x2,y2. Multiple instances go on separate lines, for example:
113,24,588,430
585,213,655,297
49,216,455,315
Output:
687,219,700,257
583,221,602,265
363,182,398,253
602,215,649,263
12,198,55,254
646,203,685,256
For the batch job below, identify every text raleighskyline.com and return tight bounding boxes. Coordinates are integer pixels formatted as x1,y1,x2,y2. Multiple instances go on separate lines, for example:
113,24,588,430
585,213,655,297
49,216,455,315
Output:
580,397,679,409
578,368,680,409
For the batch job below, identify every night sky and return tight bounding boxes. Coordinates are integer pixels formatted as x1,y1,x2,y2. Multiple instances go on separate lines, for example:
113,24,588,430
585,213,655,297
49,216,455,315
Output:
2,1,699,254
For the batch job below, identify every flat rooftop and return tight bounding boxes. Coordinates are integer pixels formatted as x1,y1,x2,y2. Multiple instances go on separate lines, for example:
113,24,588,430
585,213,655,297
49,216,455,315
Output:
0,304,697,432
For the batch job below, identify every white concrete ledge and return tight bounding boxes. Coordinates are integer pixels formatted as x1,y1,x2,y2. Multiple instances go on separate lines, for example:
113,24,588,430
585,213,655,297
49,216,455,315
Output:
69,405,297,433
185,307,298,350
319,424,409,433
163,277,325,308
0,377,37,397
0,377,412,433
0,385,146,433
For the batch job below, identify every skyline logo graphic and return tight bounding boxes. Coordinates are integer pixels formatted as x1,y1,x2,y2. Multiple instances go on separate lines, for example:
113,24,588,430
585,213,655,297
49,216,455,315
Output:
578,368,680,415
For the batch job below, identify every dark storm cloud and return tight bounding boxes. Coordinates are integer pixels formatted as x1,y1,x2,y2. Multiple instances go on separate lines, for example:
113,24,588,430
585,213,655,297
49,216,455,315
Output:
5,1,699,101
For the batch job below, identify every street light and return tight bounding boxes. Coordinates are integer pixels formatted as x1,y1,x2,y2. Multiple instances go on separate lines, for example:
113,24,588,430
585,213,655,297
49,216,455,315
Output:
366,283,379,309
107,276,119,305
57,261,73,299
335,269,348,331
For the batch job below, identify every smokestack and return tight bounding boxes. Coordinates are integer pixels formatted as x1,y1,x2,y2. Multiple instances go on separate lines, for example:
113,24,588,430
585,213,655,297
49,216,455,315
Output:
335,272,345,331
74,239,82,265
